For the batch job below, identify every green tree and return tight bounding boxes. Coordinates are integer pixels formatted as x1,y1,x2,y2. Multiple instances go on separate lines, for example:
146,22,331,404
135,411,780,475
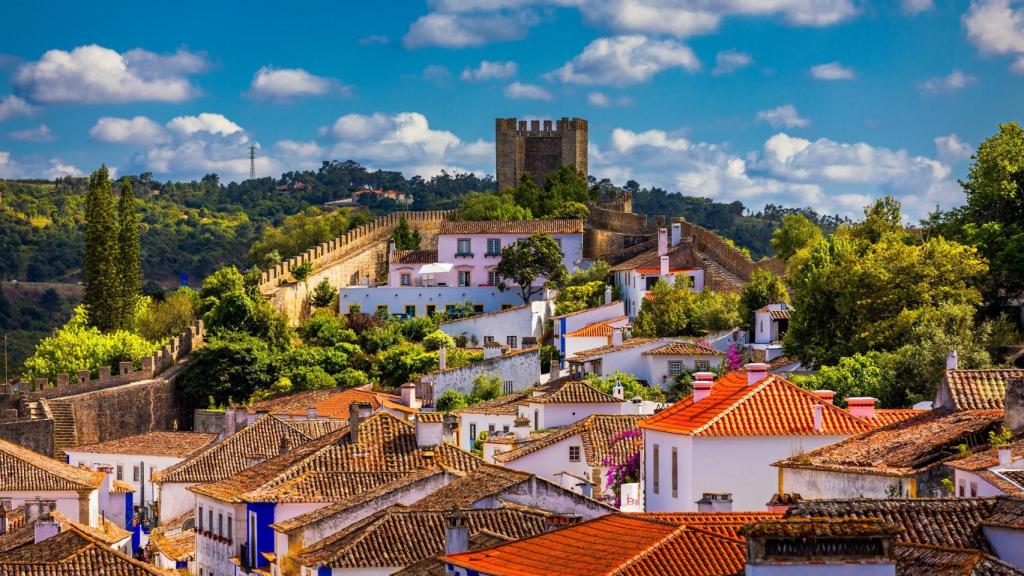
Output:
179,332,275,409
633,277,742,337
457,191,532,221
555,281,608,315
792,352,885,407
586,371,663,401
551,201,590,219
83,166,121,332
771,213,823,261
116,178,141,330
422,329,455,351
136,288,198,341
738,270,788,331
435,389,468,413
471,373,503,402
511,174,543,217
39,288,64,321
298,310,357,347
391,216,422,250
495,234,567,303
310,278,338,309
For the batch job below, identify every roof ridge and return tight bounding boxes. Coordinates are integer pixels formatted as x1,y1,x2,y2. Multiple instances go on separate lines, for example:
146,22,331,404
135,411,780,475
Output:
689,377,773,436
607,523,692,576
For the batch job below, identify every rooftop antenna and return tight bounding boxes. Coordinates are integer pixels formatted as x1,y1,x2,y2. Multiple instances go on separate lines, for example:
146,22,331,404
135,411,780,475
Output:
248,144,256,181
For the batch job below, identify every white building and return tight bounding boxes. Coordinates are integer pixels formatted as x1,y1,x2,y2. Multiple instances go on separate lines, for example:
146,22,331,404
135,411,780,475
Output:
0,437,107,527
612,225,705,319
639,365,875,512
947,441,1024,499
567,337,723,389
752,302,791,361
552,300,627,366
440,300,554,349
338,285,532,318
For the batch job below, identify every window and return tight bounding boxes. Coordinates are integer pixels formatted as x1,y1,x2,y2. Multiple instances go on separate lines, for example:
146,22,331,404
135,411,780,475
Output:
458,270,471,287
503,380,513,395
456,238,472,256
507,335,517,349
227,514,232,541
426,304,437,316
133,465,140,482
958,480,965,498
483,336,494,344
501,303,513,310
488,424,496,434
486,238,501,256
209,510,213,535
503,425,510,433
348,304,361,314
488,270,499,285
218,513,223,537
150,466,157,481
473,304,484,313
534,409,540,431
668,361,683,376
400,273,411,286
696,361,710,372
672,447,678,498
405,305,416,318
653,444,660,495
376,305,389,315
569,446,581,462
197,506,203,531
469,424,477,445
522,337,537,348
970,482,978,498
116,465,123,481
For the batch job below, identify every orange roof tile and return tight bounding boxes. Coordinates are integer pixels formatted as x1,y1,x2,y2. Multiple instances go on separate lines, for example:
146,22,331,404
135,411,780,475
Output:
565,317,626,338
633,267,698,275
0,438,105,492
636,511,782,538
67,431,217,459
443,513,745,576
248,388,404,420
869,409,928,428
641,341,722,357
942,369,1024,411
392,250,438,265
638,369,874,437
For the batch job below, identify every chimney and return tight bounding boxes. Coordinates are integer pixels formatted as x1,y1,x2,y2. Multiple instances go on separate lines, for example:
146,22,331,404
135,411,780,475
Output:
514,415,531,440
604,285,613,305
696,493,733,513
693,372,715,403
306,406,318,420
812,404,823,432
400,383,421,409
659,255,669,277
438,345,447,371
947,350,959,370
671,222,682,247
846,397,878,420
577,481,593,499
416,414,444,448
348,401,373,443
550,358,561,377
745,363,770,386
611,328,623,347
34,504,58,544
444,511,469,555
658,228,668,257
1006,378,1024,435
999,447,1013,467
631,396,644,415
483,341,503,359
612,379,625,400
812,390,836,405
279,434,293,454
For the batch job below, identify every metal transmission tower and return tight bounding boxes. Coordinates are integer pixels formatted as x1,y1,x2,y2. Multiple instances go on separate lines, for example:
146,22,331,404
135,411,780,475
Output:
248,144,256,180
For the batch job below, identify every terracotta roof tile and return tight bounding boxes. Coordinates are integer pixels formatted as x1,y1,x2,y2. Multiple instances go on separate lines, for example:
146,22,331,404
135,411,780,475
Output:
443,513,745,576
785,498,1001,550
947,439,1024,472
408,466,532,511
776,409,1004,477
943,369,1024,411
0,525,171,575
610,243,701,273
981,498,1024,529
565,317,626,338
247,388,403,420
67,431,217,459
869,409,928,428
738,517,902,539
298,507,549,568
639,370,874,437
529,380,622,405
392,249,438,265
641,341,722,357
0,512,128,555
635,511,782,538
0,438,104,492
976,471,1024,496
769,309,791,320
567,338,662,362
456,392,531,416
894,543,1024,576
148,511,195,563
494,414,641,466
155,415,341,485
439,219,583,235
393,531,513,576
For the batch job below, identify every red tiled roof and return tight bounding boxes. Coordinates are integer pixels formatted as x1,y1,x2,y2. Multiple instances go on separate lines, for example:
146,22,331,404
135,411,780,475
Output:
0,438,104,492
947,439,1024,472
633,267,698,275
567,338,662,362
247,388,405,420
443,513,745,576
869,409,928,428
641,341,722,357
636,511,782,538
67,431,217,459
439,219,583,235
638,369,874,437
565,317,626,338
392,250,438,265
943,369,1024,411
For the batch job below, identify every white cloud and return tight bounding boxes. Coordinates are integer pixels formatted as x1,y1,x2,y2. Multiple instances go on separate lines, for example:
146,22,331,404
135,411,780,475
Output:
504,82,553,100
403,11,540,48
13,45,209,104
320,112,492,177
0,95,36,121
918,69,976,94
0,151,81,179
7,124,54,142
358,34,390,46
248,66,350,101
45,160,82,179
755,104,810,128
902,0,934,14
546,35,699,87
964,0,1024,72
712,50,753,75
588,91,633,107
810,61,856,80
90,116,170,145
461,60,518,81
935,134,975,162
422,65,454,87
167,113,244,138
591,127,959,219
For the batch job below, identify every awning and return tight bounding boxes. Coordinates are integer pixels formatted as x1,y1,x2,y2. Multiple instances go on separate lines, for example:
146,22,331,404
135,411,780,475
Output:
419,262,454,274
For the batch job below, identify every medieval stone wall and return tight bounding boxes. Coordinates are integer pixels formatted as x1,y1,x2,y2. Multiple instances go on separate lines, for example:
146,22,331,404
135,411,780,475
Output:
495,117,588,191
677,220,785,281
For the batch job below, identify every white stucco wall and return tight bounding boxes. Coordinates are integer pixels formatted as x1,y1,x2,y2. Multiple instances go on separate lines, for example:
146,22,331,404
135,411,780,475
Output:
65,451,185,506
0,490,88,524
440,301,553,348
983,526,1024,570
782,468,913,500
193,495,244,576
424,349,540,400
458,414,517,451
564,336,611,359
338,286,533,317
502,433,592,489
532,402,623,429
156,482,196,523
954,470,1007,498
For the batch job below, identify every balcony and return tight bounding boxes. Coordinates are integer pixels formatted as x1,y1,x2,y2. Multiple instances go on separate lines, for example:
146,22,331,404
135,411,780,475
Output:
484,252,501,258
454,252,474,258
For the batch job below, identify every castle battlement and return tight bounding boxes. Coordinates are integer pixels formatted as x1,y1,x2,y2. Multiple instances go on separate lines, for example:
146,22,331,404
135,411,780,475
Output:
497,117,588,138
496,116,588,191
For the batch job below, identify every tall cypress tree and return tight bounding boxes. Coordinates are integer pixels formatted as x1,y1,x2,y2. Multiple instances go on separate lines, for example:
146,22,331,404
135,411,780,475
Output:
116,177,141,330
83,166,120,332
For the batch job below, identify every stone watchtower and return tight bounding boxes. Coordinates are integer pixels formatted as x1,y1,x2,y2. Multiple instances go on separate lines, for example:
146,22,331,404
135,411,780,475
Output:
495,117,588,191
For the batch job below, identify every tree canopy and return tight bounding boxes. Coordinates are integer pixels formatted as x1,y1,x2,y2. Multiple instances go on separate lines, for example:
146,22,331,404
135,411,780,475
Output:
495,234,567,303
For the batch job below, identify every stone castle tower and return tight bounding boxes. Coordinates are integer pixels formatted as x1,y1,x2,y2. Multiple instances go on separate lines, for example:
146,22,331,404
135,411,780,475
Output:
495,117,588,191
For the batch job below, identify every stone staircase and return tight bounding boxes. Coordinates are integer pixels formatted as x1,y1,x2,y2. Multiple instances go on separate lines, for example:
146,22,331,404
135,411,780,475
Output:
696,250,746,293
48,401,78,458
22,399,47,420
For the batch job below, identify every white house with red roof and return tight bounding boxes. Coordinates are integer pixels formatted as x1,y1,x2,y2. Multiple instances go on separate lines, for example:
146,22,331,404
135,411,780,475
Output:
612,226,705,319
567,337,724,389
639,364,876,512
552,299,627,366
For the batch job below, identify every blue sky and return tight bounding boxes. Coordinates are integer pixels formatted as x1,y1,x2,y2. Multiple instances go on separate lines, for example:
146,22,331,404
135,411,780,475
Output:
1,0,1023,219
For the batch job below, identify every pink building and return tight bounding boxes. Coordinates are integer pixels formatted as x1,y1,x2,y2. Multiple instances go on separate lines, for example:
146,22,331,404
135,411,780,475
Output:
388,219,584,288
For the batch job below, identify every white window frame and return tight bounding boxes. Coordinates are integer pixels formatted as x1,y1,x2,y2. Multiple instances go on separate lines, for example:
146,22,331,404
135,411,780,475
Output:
569,445,581,462
668,361,683,376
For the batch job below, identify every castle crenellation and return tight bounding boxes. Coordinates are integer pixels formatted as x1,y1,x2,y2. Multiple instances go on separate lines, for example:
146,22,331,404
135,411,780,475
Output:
496,116,588,191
